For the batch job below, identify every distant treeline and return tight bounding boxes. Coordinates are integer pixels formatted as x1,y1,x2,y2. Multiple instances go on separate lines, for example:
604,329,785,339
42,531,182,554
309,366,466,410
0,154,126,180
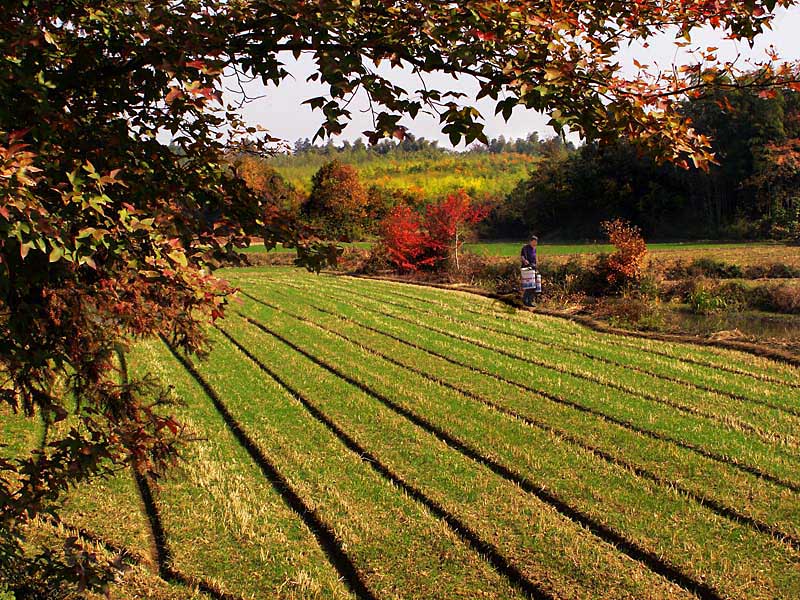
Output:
496,83,800,241
287,132,575,158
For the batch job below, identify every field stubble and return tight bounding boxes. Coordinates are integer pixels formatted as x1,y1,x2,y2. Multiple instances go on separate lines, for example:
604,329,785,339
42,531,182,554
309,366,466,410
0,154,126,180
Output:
5,268,799,599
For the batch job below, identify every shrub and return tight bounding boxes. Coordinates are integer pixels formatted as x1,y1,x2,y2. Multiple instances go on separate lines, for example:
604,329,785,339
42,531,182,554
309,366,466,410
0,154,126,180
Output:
598,296,664,331
765,262,800,278
743,283,800,314
743,284,778,312
692,258,743,279
688,289,728,314
771,284,800,314
636,274,661,300
684,280,800,314
540,257,608,296
600,219,648,287
666,257,743,279
742,264,768,278
461,256,520,294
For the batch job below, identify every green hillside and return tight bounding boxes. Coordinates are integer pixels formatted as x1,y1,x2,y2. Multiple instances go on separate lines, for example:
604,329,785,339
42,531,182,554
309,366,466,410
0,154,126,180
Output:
268,151,540,200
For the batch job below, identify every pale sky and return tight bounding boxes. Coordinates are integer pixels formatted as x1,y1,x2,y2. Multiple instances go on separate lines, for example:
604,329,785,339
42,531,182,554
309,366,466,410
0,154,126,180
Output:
231,6,800,149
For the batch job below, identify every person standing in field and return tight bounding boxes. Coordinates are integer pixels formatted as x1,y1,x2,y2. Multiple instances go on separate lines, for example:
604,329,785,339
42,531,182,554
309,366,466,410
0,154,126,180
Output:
520,235,538,306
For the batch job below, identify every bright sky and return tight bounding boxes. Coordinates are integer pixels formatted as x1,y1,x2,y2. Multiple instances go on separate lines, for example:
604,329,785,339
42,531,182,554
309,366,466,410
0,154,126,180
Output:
232,6,800,149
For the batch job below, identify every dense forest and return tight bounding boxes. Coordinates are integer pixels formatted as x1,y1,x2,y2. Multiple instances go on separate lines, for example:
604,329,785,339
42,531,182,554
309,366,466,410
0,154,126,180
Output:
503,84,800,240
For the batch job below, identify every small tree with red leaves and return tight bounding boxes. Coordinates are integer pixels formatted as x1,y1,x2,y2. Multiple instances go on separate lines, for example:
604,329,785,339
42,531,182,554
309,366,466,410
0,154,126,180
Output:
380,191,490,272
424,190,492,269
601,219,648,286
379,204,436,272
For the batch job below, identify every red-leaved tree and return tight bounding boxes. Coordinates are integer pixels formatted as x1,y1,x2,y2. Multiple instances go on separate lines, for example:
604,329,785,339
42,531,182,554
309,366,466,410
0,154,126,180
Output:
380,204,436,272
425,190,492,269
380,191,489,271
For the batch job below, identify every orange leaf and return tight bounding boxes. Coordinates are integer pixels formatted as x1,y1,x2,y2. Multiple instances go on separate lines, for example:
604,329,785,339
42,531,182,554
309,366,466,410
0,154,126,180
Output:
165,86,183,104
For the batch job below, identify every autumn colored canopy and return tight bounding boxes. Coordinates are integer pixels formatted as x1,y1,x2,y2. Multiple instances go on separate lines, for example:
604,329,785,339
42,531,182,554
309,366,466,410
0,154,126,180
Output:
243,0,800,167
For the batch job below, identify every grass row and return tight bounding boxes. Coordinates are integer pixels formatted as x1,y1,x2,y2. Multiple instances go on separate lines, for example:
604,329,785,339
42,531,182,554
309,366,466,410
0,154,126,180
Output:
268,279,800,487
314,277,800,431
125,340,355,600
176,328,530,600
322,273,800,386
234,291,800,599
214,317,695,599
248,284,800,543
336,276,800,408
0,396,212,598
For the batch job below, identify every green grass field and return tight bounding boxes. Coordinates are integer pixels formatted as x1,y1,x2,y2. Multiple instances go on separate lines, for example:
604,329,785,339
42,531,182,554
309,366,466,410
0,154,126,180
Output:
465,240,774,257
5,267,800,599
244,240,776,258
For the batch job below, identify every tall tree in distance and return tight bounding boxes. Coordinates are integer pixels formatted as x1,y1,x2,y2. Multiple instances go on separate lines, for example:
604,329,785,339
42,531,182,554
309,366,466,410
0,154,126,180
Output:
303,160,368,241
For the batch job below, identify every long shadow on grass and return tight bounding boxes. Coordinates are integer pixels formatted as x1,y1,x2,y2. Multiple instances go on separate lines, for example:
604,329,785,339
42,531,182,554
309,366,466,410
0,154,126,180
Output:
215,325,553,600
243,297,800,552
240,313,725,600
42,513,147,566
134,468,246,600
58,352,248,600
325,280,800,419
163,342,378,600
286,281,789,446
242,289,800,496
45,511,246,600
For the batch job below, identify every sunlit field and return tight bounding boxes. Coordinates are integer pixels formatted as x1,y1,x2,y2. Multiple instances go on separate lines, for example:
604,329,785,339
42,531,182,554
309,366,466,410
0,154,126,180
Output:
6,269,799,599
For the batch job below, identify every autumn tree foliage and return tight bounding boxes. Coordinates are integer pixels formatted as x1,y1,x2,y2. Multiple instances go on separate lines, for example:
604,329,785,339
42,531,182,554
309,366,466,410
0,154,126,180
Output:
2,0,799,593
236,156,303,216
380,191,489,271
0,1,336,592
303,160,369,241
758,140,800,240
602,219,649,285
380,204,437,272
424,191,492,269
364,186,424,234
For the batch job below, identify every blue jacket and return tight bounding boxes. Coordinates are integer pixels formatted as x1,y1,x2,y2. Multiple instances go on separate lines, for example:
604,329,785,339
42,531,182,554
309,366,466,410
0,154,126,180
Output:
521,245,537,267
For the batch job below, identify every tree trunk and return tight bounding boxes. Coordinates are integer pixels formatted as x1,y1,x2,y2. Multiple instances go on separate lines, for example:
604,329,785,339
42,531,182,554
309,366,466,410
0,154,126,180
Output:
454,230,459,270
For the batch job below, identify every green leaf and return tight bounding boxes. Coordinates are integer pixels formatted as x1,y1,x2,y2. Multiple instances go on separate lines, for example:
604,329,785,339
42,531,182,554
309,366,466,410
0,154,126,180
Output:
168,250,188,267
